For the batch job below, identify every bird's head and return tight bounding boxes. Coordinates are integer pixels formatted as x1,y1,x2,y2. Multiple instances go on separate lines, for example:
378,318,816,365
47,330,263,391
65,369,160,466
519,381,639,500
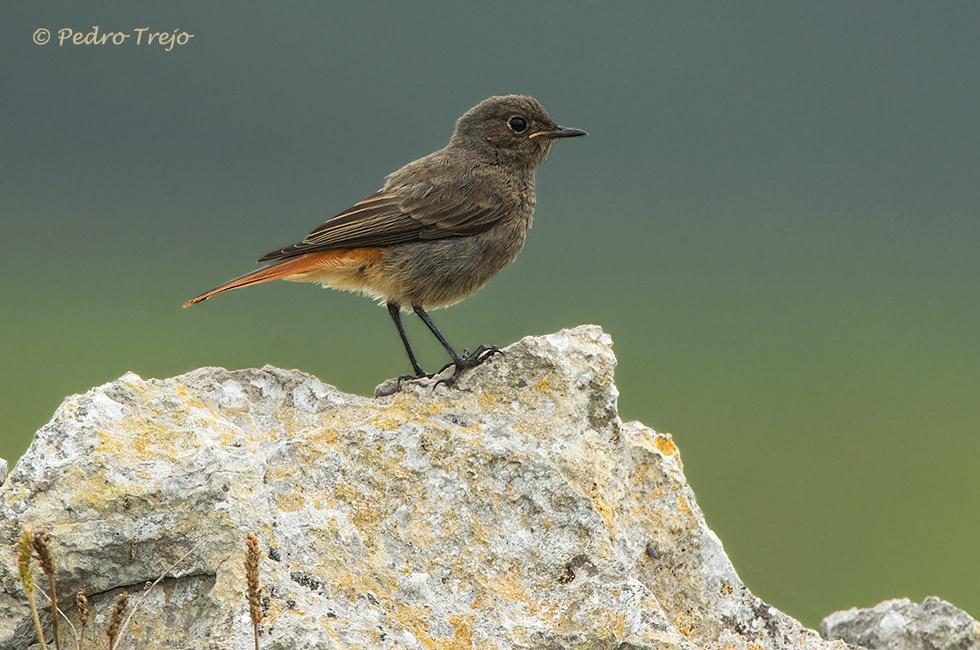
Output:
449,95,586,168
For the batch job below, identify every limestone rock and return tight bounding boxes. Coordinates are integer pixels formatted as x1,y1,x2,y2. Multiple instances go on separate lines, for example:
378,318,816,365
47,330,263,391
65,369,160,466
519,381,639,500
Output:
0,325,850,649
820,597,980,650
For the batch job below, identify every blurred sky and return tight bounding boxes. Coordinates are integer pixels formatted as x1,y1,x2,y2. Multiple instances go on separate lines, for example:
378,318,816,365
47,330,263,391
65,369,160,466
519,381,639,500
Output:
1,1,978,628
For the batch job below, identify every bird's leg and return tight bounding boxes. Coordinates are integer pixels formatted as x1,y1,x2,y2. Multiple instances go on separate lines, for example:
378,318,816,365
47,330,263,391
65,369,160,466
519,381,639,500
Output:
387,302,431,381
413,306,502,383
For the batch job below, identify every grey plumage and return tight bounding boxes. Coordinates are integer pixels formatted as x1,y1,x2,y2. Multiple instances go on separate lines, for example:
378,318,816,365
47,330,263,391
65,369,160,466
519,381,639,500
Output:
185,94,585,380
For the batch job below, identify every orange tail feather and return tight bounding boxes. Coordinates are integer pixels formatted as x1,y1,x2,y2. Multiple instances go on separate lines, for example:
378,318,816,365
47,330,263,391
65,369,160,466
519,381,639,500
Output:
183,251,344,307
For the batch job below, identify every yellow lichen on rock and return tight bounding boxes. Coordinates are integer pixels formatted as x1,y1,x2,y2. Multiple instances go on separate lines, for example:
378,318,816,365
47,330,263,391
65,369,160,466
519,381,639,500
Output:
655,434,679,457
0,327,859,650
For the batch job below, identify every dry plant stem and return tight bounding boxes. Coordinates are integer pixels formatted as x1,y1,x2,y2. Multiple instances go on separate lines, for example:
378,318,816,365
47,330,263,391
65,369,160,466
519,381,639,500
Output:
245,534,262,650
27,590,50,650
111,542,201,650
18,529,49,650
46,572,61,650
36,586,80,650
77,591,89,650
34,531,61,650
56,607,79,650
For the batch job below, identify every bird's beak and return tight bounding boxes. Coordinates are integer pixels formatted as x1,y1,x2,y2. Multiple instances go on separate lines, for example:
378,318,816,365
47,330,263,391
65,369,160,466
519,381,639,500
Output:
528,126,588,139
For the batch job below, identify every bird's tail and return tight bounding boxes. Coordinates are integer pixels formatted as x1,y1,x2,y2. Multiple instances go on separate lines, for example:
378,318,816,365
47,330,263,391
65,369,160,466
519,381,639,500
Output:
182,251,342,307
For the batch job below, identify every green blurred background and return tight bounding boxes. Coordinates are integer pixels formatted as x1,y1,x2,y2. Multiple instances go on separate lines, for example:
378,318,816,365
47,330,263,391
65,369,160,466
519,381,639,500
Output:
2,1,978,628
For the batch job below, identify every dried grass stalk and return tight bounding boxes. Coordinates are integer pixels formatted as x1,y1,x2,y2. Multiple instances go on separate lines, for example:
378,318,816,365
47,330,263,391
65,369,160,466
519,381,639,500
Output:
245,534,262,650
76,591,89,648
105,591,129,650
33,530,61,650
18,528,48,649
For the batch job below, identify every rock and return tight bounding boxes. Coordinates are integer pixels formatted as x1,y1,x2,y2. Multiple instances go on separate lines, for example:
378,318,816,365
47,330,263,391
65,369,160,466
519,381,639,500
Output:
0,457,6,486
820,597,980,650
0,325,851,650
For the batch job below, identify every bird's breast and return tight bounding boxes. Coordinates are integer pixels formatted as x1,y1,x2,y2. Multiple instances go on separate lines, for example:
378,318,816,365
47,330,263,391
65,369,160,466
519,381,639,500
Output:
368,203,533,309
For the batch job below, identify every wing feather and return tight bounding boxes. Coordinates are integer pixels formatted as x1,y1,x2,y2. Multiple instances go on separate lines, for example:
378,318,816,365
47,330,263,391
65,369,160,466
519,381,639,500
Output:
258,178,514,262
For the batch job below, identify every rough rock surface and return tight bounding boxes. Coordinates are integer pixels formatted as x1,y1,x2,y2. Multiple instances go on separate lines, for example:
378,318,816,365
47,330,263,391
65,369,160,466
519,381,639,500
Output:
0,325,851,650
821,597,980,650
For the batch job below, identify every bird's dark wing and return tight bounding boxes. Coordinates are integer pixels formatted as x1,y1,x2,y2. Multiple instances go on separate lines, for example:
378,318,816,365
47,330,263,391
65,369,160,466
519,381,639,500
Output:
258,178,515,262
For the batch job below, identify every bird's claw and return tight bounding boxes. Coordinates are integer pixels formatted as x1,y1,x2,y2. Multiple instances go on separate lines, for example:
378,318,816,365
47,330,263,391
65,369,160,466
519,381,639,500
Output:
469,345,503,362
432,345,504,390
396,370,434,388
433,375,455,391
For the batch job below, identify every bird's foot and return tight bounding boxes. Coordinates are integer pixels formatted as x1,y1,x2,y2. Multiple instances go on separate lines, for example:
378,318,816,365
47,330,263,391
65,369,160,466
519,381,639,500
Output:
396,370,434,388
463,344,504,367
434,345,504,389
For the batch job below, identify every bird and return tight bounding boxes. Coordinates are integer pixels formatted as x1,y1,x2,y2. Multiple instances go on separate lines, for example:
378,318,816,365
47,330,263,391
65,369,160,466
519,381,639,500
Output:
184,94,586,383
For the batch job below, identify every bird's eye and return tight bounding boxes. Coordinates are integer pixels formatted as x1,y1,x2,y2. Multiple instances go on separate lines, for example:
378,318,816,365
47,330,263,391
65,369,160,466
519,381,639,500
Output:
508,116,527,133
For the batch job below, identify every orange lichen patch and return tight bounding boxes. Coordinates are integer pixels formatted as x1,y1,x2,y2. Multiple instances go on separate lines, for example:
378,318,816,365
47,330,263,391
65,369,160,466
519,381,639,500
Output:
328,567,358,594
287,442,328,469
533,600,557,623
535,378,551,393
424,404,447,416
370,414,403,430
509,625,530,645
386,603,469,650
323,564,390,604
677,495,692,516
611,612,628,638
95,429,122,456
719,581,734,596
310,426,339,446
308,490,338,511
259,598,286,626
317,617,348,646
639,594,661,613
170,384,205,410
590,490,617,534
470,517,490,547
410,513,436,548
130,433,153,460
122,416,195,462
672,608,702,638
448,614,475,647
654,435,678,457
275,492,306,513
266,463,300,481
127,613,152,643
334,483,386,534
563,603,628,640
490,572,526,602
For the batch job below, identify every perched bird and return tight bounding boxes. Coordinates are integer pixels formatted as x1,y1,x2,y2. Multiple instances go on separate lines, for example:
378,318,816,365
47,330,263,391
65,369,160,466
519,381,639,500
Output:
184,95,586,381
